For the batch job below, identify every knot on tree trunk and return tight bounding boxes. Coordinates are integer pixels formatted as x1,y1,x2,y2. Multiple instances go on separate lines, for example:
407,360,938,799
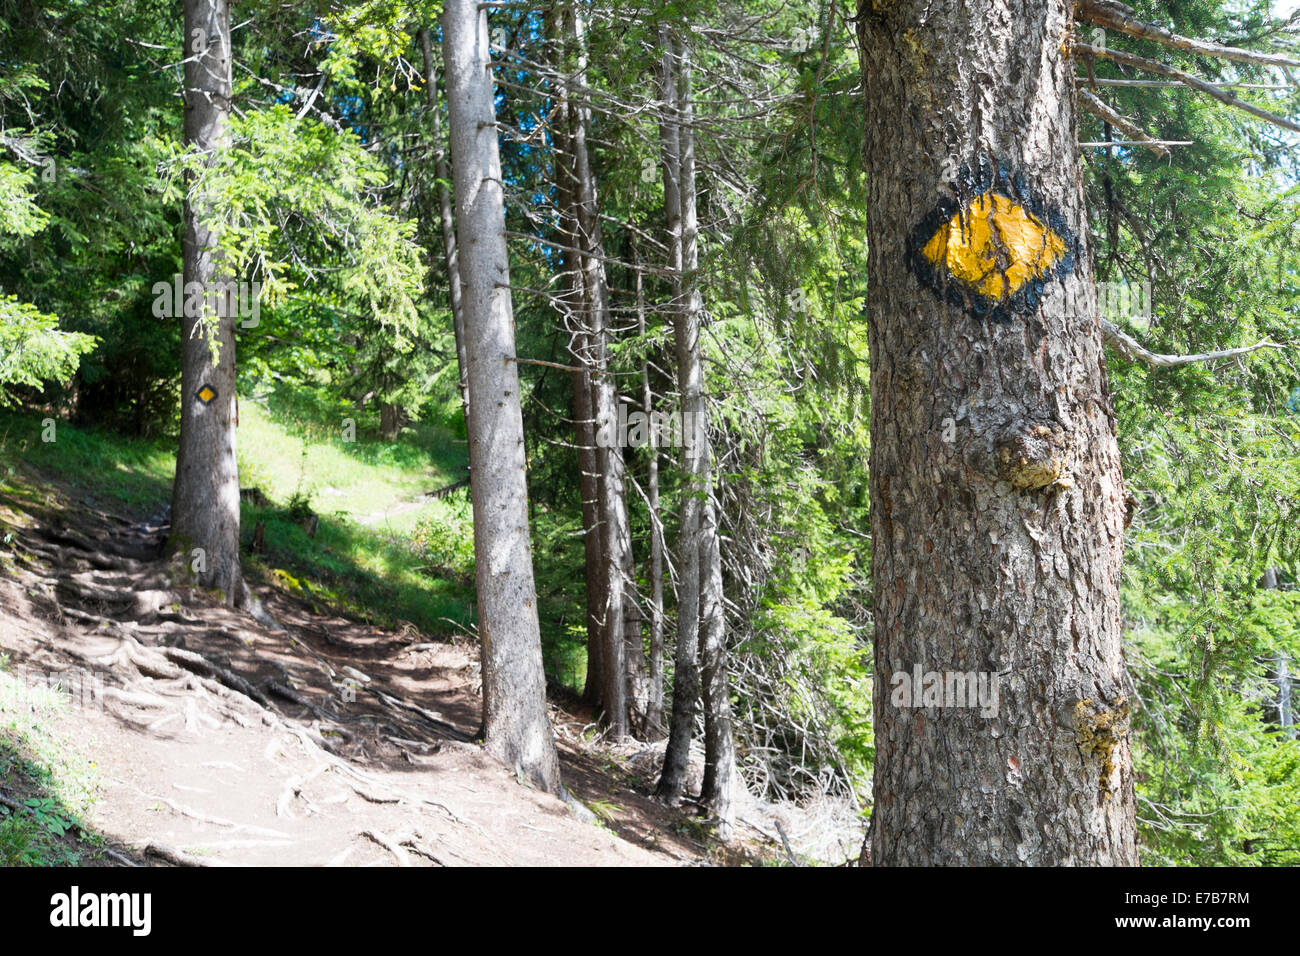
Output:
1073,695,1131,799
994,422,1071,491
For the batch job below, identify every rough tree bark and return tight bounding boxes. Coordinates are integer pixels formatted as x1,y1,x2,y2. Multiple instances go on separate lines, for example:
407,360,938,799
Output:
171,0,244,607
856,0,1137,864
443,0,560,793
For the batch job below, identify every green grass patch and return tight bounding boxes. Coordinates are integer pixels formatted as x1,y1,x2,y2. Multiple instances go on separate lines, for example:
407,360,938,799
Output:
0,663,110,865
245,498,476,635
0,408,174,509
239,381,467,524
235,380,476,634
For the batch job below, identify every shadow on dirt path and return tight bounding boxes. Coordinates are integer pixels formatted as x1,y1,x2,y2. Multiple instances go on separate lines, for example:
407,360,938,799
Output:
0,466,725,866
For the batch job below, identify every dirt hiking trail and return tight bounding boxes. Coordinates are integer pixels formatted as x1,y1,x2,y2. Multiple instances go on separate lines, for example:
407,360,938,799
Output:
0,467,784,866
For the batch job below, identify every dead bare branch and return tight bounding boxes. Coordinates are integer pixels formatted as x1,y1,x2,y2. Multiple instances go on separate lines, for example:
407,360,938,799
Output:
1102,319,1285,367
1077,0,1300,70
1078,88,1171,156
1074,43,1300,134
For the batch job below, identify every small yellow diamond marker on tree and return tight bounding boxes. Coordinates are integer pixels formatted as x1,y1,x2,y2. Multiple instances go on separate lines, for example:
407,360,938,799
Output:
920,193,1067,300
195,385,218,406
907,158,1077,323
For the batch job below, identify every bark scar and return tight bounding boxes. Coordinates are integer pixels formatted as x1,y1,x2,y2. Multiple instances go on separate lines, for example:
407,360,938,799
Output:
1073,695,1130,801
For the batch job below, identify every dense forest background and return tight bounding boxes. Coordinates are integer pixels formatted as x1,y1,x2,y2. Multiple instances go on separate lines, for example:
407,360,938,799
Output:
2,0,1299,865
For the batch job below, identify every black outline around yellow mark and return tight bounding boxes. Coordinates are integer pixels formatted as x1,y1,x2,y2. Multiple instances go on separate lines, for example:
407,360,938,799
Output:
906,156,1078,323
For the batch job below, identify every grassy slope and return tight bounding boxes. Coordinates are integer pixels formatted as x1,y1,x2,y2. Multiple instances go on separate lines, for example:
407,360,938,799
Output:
0,380,590,686
0,387,475,637
238,389,467,529
0,654,113,866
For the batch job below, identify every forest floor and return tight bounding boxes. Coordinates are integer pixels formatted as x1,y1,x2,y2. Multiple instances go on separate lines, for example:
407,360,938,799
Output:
0,463,851,866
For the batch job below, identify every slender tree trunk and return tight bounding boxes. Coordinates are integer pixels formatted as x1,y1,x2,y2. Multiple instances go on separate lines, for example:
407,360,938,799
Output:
418,26,470,425
620,516,648,734
547,6,607,712
571,76,626,741
564,3,645,739
573,323,608,710
698,485,735,835
656,28,703,804
443,0,560,793
675,39,734,832
1278,653,1295,739
635,235,666,734
171,0,244,607
856,0,1136,865
619,233,649,733
1263,568,1295,739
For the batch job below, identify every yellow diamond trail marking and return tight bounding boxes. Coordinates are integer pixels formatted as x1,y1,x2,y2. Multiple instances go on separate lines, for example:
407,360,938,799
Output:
195,385,218,406
920,193,1067,301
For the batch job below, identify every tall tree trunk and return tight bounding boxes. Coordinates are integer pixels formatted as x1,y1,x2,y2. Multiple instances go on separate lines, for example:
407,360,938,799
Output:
171,0,244,607
676,38,734,833
563,2,645,739
856,0,1136,865
656,27,704,805
635,235,666,735
547,5,606,712
418,26,470,426
443,0,560,793
619,232,649,734
568,7,624,740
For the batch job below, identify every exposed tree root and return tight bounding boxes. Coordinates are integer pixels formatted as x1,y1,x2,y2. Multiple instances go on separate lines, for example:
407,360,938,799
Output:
277,727,464,824
141,842,230,868
265,679,324,717
372,687,473,742
148,795,294,840
358,829,411,866
393,830,447,866
161,645,271,707
276,763,331,818
102,848,140,867
140,842,226,867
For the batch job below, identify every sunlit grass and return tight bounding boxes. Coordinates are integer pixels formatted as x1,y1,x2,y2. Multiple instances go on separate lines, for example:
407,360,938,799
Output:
238,398,466,522
0,395,476,638
0,410,174,507
0,663,105,865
